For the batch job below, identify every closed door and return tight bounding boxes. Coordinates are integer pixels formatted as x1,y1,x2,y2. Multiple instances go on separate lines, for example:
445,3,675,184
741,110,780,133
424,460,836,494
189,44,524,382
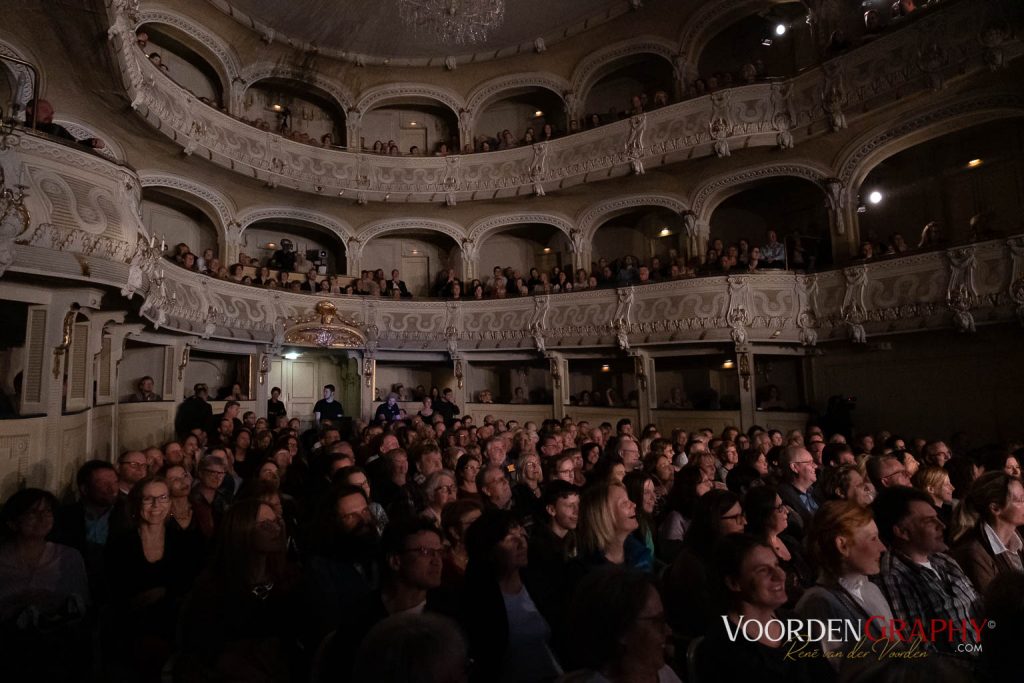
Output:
399,129,427,156
400,256,430,296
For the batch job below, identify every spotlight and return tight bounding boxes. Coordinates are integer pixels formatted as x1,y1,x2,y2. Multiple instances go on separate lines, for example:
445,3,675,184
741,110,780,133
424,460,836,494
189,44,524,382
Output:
284,352,301,360
868,190,883,205
271,103,283,112
967,158,983,168
601,364,611,372
534,110,543,117
722,359,735,370
774,23,787,36
543,247,551,253
659,228,671,237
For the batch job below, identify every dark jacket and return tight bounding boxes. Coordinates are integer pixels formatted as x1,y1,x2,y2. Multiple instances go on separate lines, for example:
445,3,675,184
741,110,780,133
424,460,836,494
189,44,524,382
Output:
384,279,412,298
951,522,1024,595
776,481,815,537
175,395,212,438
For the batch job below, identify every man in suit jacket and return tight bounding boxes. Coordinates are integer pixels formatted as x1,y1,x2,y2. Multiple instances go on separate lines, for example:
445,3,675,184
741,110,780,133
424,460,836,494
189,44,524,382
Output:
385,269,412,298
777,445,819,538
51,460,120,600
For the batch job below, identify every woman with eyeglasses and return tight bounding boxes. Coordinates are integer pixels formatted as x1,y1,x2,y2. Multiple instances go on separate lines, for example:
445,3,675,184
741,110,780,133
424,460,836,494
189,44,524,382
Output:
0,488,89,623
564,566,680,683
106,475,203,681
175,497,301,682
663,489,745,639
0,488,90,680
421,470,457,527
744,486,815,607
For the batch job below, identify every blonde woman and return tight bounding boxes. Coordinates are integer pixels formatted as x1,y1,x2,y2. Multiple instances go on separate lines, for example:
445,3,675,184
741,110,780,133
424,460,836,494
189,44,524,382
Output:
912,465,955,532
577,481,651,572
951,472,1024,594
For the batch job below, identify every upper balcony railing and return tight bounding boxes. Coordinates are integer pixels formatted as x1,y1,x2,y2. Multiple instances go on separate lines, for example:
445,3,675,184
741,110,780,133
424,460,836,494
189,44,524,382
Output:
3,78,1022,357
105,0,1015,203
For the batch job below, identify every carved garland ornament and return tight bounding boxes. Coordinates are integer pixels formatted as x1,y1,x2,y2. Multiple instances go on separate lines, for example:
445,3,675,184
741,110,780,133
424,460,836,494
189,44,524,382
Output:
283,301,366,348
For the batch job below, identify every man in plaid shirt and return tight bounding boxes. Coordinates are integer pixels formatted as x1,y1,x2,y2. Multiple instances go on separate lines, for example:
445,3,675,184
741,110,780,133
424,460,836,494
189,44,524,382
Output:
872,486,983,657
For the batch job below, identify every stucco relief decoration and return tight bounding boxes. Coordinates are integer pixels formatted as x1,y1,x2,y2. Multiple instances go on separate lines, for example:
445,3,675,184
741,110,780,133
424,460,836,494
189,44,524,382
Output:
770,82,795,150
727,277,753,345
1007,236,1024,324
0,168,30,277
534,37,546,53
795,275,819,346
529,296,550,353
529,143,547,196
710,91,732,158
122,233,166,300
613,287,634,350
980,22,1011,71
824,178,847,236
139,271,172,329
821,64,847,132
283,301,365,348
625,114,646,175
946,247,977,333
841,266,868,343
917,41,947,91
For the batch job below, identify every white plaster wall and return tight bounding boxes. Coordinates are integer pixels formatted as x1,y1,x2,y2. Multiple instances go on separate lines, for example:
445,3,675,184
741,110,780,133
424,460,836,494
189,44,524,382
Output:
118,345,166,399
361,108,453,154
142,200,219,257
361,237,461,295
147,40,218,103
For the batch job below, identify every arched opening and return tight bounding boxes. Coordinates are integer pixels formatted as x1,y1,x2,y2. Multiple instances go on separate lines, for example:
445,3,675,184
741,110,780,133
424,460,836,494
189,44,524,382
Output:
136,23,224,107
583,54,675,128
857,118,1024,254
242,219,348,276
708,177,830,271
142,187,221,268
591,207,687,281
477,223,573,293
243,78,347,147
476,88,567,148
361,99,459,156
361,230,463,297
696,3,812,88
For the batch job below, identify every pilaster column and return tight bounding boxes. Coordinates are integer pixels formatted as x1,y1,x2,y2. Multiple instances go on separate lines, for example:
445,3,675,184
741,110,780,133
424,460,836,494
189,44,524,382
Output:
359,352,376,423
461,240,478,282
630,349,655,427
735,346,757,430
346,109,362,151
451,355,470,414
546,352,569,420
254,351,270,418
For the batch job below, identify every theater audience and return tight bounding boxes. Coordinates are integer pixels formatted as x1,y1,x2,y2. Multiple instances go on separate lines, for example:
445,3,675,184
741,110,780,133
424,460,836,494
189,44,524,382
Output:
7,367,1021,682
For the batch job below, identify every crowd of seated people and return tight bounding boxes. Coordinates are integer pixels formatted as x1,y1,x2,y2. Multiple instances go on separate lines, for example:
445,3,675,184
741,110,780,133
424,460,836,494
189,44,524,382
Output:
3,375,1022,681
166,217,988,302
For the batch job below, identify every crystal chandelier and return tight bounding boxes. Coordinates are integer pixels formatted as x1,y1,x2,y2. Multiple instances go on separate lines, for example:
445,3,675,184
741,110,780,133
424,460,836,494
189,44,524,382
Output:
398,0,506,46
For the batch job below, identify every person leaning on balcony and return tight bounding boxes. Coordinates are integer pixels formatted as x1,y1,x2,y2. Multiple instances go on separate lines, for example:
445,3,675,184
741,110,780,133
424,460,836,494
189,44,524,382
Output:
24,99,105,150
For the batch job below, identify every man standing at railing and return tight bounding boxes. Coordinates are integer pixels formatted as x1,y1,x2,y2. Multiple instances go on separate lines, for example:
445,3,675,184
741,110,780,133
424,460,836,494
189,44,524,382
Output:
24,99,105,150
761,229,786,269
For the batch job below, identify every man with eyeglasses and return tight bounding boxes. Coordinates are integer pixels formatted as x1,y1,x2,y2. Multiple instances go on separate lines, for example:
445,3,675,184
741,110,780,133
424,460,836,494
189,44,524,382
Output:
777,445,819,537
867,455,912,491
478,465,513,511
117,451,148,496
303,485,382,649
190,454,230,539
323,519,446,682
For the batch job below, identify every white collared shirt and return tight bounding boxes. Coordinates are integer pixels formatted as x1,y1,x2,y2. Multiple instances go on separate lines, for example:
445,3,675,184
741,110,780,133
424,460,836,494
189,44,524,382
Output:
839,573,893,620
984,522,1024,571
